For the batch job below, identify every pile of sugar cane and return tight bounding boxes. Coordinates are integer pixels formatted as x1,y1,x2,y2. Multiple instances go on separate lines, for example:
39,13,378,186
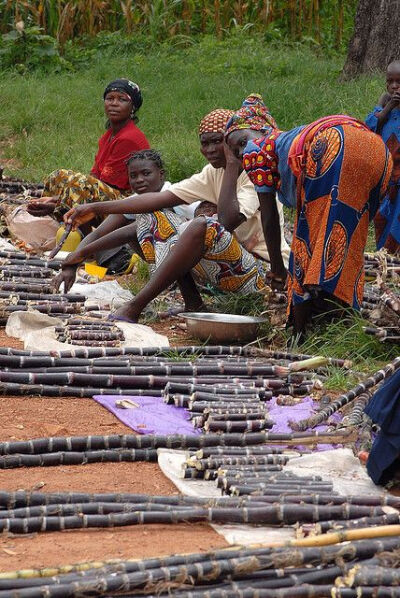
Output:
0,249,128,346
0,176,43,207
0,504,400,596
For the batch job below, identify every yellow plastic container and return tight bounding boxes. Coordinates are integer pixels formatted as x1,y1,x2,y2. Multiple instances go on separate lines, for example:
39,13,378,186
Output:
55,226,82,253
84,262,108,279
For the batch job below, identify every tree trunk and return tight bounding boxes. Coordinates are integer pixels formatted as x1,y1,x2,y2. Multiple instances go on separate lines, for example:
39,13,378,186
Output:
342,0,400,79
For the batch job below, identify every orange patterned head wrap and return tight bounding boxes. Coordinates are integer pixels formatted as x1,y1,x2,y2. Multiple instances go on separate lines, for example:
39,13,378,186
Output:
225,94,277,137
199,109,235,135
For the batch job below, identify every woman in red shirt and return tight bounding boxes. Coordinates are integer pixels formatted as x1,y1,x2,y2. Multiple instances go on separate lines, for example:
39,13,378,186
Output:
28,79,150,221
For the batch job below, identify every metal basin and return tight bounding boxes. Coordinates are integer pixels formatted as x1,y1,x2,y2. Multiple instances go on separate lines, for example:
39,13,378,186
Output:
180,312,268,343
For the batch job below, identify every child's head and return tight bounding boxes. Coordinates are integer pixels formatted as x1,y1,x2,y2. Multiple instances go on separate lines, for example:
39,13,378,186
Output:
386,61,400,96
194,200,217,218
127,149,165,194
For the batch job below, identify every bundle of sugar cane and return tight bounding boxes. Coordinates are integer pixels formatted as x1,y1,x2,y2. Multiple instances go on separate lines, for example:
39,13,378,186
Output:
0,430,359,457
0,503,389,535
291,356,400,431
1,490,398,510
0,536,400,596
0,537,397,595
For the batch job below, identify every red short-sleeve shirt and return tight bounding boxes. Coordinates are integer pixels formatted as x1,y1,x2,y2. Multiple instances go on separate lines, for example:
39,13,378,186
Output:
91,120,150,191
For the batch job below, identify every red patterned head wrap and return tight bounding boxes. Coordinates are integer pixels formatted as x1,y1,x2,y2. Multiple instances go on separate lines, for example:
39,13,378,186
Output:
199,109,235,135
225,94,277,137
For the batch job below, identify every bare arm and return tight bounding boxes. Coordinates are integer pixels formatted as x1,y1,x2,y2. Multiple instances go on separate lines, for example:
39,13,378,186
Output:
258,191,287,278
217,144,246,232
375,92,400,133
64,190,183,228
66,223,138,265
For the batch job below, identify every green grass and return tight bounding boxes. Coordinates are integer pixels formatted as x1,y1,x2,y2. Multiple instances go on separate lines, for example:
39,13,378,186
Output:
0,35,386,183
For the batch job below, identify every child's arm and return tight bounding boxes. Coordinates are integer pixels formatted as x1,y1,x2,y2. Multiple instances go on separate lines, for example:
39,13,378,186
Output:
375,91,400,133
64,190,183,229
53,214,129,292
65,223,138,266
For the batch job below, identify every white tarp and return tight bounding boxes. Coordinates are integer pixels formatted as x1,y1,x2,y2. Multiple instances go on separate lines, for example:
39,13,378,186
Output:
6,310,169,351
157,447,385,546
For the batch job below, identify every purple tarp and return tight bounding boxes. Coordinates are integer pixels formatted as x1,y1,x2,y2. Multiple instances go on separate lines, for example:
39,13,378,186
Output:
269,395,342,451
93,395,201,436
92,394,341,448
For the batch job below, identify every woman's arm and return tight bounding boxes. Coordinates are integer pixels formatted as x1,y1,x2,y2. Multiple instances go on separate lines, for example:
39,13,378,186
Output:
64,190,183,228
258,191,287,281
217,144,246,232
66,222,138,265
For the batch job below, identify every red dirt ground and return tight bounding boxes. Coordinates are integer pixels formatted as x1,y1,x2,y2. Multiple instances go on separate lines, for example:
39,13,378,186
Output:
0,329,227,571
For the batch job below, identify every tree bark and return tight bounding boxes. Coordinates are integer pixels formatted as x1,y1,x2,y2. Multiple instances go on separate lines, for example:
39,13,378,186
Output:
342,0,400,79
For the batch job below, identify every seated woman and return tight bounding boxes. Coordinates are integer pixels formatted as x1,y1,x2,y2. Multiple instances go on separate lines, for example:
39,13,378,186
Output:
62,108,291,322
225,94,392,334
54,149,170,292
27,78,150,223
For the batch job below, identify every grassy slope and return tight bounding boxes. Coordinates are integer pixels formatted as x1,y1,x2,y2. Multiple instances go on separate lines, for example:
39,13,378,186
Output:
0,36,398,377
0,36,384,182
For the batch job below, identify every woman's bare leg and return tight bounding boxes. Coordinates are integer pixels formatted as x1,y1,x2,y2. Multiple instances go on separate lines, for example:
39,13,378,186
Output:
113,218,207,322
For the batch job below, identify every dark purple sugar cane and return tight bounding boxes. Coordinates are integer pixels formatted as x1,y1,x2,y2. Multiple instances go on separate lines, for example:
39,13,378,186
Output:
48,223,73,259
61,331,125,341
0,555,262,595
225,484,334,496
314,512,400,533
0,504,388,536
0,381,164,398
207,465,285,478
64,340,122,347
0,432,277,455
341,392,372,427
204,419,274,433
196,445,283,459
188,401,271,412
0,371,267,388
0,501,196,519
0,267,54,278
291,356,400,431
0,429,356,455
204,412,269,422
3,304,84,315
0,292,85,303
192,456,289,470
0,490,395,510
254,348,350,368
0,282,54,293
0,449,158,469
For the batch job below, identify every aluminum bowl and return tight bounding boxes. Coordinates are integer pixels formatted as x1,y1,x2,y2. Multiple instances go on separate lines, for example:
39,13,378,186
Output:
179,312,268,343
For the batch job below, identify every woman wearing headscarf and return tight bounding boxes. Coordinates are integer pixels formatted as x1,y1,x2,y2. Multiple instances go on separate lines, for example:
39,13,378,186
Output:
225,94,392,334
28,79,149,222
62,108,290,322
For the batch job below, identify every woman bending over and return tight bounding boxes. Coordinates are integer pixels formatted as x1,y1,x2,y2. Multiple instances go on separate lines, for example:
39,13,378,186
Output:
225,94,392,334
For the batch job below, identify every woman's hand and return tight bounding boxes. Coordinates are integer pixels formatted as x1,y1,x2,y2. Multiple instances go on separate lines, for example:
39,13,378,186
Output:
265,269,288,291
27,196,58,217
53,265,78,293
64,204,99,229
223,140,242,168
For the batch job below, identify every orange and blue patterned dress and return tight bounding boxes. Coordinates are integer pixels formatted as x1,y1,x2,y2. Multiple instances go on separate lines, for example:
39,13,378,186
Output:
243,115,392,315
